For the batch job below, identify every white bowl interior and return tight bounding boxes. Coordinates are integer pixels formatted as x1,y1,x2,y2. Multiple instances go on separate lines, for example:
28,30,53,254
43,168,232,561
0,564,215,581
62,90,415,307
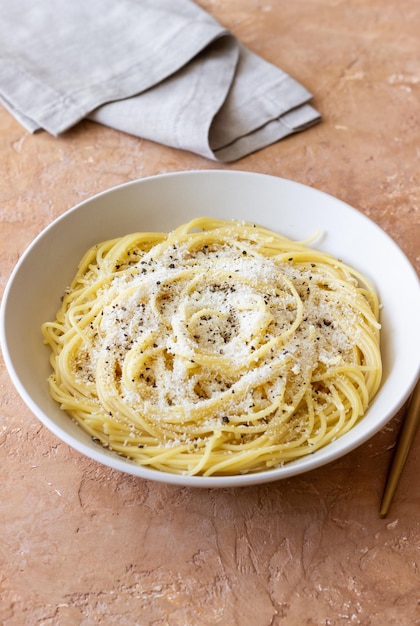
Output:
1,170,419,486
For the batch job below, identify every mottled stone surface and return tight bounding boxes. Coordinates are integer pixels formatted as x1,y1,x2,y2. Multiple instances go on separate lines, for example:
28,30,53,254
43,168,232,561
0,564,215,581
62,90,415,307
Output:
1,1,419,624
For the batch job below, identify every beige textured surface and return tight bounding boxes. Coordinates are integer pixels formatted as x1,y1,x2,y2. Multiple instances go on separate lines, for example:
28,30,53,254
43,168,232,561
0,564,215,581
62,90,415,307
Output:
1,1,419,624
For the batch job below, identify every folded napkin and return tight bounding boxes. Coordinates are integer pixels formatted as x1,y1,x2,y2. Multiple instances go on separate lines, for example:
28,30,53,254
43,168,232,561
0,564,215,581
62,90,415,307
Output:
0,0,321,161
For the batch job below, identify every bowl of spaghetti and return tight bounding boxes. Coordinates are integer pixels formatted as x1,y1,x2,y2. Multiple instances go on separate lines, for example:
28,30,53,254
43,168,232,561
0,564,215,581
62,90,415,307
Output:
1,171,419,486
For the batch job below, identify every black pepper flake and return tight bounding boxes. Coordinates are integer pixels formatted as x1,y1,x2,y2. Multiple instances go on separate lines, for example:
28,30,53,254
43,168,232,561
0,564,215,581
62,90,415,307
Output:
222,416,230,423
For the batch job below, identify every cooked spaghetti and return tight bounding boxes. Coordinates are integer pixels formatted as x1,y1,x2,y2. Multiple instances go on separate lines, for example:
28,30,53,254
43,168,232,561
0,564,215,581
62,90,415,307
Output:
42,218,382,476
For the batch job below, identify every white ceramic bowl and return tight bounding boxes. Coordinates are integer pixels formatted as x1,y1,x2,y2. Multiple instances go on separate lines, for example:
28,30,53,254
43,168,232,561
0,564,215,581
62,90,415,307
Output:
1,170,419,487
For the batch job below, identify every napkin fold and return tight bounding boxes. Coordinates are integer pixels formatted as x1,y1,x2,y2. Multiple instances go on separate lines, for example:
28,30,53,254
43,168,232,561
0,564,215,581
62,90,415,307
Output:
0,0,321,161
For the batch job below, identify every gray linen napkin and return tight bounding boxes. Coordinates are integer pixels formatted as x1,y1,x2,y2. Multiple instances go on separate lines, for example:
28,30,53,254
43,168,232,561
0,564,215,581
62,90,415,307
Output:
0,0,320,162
